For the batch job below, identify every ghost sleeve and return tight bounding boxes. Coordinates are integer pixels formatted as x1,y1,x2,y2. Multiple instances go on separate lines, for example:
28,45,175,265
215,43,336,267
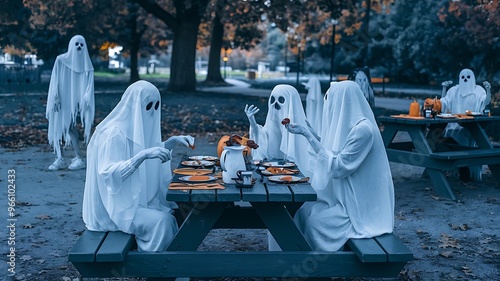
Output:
81,71,95,143
46,61,60,118
97,131,139,194
317,121,374,180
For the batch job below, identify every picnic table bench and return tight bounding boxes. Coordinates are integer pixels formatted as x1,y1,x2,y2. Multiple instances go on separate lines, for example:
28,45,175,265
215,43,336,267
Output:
69,159,412,279
378,115,500,200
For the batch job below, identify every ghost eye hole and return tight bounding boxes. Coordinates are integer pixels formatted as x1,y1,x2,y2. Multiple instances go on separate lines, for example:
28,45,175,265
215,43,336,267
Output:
146,102,153,111
461,76,465,79
154,101,159,110
278,96,285,103
270,96,275,103
75,42,78,46
467,75,470,79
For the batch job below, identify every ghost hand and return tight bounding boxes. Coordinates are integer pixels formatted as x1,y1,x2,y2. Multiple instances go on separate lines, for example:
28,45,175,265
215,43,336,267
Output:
244,104,260,133
53,95,61,112
164,135,195,150
285,122,308,135
141,147,172,163
441,80,453,88
483,81,491,91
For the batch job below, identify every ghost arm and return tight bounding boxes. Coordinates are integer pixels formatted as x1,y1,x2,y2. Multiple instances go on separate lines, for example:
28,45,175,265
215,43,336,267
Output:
305,120,321,141
244,104,260,134
98,133,171,191
319,122,374,180
483,81,491,107
285,122,323,153
81,71,95,143
46,61,61,117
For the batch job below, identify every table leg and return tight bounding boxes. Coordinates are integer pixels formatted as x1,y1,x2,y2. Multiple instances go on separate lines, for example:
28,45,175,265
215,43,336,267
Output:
381,124,398,147
488,164,500,188
251,202,312,251
425,169,456,200
166,202,227,251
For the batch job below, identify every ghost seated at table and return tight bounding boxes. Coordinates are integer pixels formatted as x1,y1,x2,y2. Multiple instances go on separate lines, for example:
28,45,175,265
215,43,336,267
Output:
427,68,491,181
244,84,315,178
303,76,324,135
82,80,194,252
284,81,394,251
46,35,94,171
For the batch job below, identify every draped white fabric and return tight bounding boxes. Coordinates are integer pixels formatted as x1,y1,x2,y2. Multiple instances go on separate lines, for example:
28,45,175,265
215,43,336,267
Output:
46,35,95,148
294,81,394,251
249,84,312,177
441,69,487,114
440,69,487,180
83,81,177,252
304,77,324,135
353,70,375,110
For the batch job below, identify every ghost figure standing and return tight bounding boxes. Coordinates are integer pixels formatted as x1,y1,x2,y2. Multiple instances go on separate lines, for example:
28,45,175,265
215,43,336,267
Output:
244,84,313,177
437,68,491,181
46,35,95,171
349,67,375,110
83,80,194,251
284,81,394,251
303,76,323,135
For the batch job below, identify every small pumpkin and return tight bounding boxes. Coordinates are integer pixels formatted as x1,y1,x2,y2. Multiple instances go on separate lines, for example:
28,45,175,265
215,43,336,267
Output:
217,134,253,158
409,99,420,117
424,97,442,114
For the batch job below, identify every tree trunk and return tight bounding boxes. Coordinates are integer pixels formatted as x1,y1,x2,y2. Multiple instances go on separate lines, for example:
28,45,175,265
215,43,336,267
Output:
204,12,225,85
169,20,199,92
128,3,140,84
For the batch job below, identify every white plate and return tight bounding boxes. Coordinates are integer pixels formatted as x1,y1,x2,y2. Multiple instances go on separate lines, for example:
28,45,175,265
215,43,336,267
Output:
188,155,218,161
261,161,296,168
181,160,215,167
466,111,482,116
179,175,217,182
437,114,456,118
268,175,301,183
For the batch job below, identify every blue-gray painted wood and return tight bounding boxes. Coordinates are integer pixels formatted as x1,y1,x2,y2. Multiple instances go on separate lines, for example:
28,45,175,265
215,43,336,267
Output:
96,231,134,262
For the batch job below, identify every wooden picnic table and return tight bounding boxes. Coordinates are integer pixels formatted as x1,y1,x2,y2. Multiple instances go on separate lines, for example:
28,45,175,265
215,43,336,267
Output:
69,158,413,279
378,115,500,200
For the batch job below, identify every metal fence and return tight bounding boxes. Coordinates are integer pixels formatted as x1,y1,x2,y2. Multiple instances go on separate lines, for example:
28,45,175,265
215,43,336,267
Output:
0,65,42,85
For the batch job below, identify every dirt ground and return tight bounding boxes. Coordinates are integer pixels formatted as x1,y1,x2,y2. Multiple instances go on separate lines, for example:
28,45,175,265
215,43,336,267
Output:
0,82,499,281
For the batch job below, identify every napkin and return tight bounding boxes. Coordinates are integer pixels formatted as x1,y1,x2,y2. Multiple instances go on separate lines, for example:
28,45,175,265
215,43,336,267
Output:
168,182,225,190
173,168,214,176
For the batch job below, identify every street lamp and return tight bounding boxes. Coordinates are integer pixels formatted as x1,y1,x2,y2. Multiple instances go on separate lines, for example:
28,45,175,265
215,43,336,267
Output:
223,47,229,79
295,35,301,88
329,19,338,82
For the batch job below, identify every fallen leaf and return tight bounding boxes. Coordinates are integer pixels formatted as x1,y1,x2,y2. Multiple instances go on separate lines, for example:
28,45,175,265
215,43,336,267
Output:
36,214,52,220
449,223,471,231
416,229,428,235
22,223,34,229
430,195,441,201
20,255,32,261
439,251,453,258
438,233,462,249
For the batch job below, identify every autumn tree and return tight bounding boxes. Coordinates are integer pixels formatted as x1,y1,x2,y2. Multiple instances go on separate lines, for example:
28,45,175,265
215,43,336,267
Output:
201,0,266,85
133,0,210,92
436,0,499,82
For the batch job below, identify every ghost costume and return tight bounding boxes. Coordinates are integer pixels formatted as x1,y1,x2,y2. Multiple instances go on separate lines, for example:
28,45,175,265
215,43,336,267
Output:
83,81,177,252
440,69,487,180
304,77,324,135
249,84,312,177
46,35,95,149
349,68,375,110
294,81,394,251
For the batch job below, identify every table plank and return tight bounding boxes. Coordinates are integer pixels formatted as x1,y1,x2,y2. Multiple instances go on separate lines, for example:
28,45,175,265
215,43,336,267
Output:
265,182,293,202
241,181,268,202
216,184,242,202
289,184,317,202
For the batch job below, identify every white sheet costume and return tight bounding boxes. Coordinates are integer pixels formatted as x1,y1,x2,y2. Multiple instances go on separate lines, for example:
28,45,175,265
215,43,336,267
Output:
46,35,94,170
304,77,323,135
83,81,178,252
439,69,489,180
350,68,375,110
291,81,394,251
246,84,312,177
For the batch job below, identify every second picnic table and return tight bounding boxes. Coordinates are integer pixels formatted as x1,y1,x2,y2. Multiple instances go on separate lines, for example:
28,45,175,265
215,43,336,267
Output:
378,115,500,200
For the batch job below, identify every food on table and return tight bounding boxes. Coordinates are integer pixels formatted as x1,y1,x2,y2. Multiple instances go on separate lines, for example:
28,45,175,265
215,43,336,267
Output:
280,176,294,182
217,134,259,157
188,175,211,181
409,99,420,117
281,117,291,125
189,144,196,150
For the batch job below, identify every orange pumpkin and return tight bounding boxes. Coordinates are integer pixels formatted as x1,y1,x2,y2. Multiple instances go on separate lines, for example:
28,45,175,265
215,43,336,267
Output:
409,99,420,117
217,134,252,158
424,97,442,114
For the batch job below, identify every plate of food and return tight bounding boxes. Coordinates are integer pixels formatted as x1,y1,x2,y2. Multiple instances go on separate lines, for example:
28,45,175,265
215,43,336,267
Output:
181,160,215,167
268,175,302,183
261,161,296,168
436,113,456,118
179,175,217,182
188,155,218,161
465,110,482,116
261,167,299,176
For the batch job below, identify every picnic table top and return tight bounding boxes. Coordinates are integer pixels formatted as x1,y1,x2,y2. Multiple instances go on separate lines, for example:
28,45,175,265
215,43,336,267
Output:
378,115,500,124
